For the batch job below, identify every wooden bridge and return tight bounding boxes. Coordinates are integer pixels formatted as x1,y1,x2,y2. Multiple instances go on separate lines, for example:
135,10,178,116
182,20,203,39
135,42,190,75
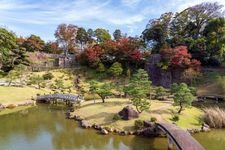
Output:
36,94,84,105
156,123,204,150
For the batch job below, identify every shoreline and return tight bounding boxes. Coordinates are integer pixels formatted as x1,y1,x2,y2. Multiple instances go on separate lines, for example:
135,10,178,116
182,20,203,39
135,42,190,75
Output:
68,113,209,137
0,100,36,116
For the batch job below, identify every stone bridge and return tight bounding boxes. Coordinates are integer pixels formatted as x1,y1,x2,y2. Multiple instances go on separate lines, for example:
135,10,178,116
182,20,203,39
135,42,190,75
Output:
36,94,84,105
156,123,204,150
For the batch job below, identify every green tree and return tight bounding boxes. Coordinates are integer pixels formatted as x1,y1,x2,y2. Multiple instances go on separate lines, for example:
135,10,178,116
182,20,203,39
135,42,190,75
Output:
94,28,111,43
87,28,95,43
126,69,151,113
96,83,112,103
108,62,123,77
6,70,19,86
76,27,88,50
204,17,225,58
0,28,16,63
113,29,122,41
0,27,20,72
29,75,44,89
173,83,194,113
155,86,166,99
14,64,27,84
89,80,98,103
142,12,173,50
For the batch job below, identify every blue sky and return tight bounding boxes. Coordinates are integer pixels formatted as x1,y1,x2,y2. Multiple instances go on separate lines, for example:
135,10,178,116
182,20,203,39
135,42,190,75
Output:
0,0,224,41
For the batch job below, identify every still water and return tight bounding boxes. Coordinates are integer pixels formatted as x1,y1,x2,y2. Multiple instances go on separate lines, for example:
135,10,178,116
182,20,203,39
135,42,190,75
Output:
0,105,224,150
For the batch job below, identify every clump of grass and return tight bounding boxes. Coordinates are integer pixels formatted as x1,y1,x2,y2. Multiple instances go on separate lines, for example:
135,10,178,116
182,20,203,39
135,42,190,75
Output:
203,107,225,128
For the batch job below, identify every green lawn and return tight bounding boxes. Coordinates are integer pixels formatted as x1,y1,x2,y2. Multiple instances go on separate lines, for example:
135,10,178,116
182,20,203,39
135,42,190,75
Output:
0,86,51,104
73,98,203,131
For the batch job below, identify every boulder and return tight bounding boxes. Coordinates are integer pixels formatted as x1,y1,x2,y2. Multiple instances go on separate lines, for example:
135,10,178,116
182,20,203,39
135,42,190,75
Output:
201,123,210,132
136,124,162,137
105,127,113,132
144,121,154,128
101,129,109,135
92,124,101,130
118,105,139,120
81,120,91,128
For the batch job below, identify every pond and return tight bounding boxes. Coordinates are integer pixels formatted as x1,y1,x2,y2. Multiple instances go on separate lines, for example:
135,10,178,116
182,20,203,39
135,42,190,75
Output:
0,105,224,150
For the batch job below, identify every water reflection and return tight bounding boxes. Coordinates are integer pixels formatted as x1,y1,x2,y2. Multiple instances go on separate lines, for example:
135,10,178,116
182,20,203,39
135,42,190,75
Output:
0,105,167,150
0,104,224,150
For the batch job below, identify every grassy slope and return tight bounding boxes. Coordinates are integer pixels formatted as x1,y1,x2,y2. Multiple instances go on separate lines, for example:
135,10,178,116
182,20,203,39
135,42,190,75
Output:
73,98,203,131
0,86,50,104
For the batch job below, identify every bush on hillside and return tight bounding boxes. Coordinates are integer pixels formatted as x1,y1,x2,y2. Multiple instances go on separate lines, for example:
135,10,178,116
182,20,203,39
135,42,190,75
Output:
150,117,157,123
134,119,144,129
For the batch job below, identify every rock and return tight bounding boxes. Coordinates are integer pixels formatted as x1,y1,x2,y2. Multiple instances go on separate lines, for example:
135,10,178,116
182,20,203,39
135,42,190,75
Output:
120,131,128,136
75,116,83,121
105,127,113,132
128,131,134,135
201,123,210,132
146,54,184,88
114,129,120,133
101,129,108,135
92,124,101,130
201,126,210,132
187,128,201,134
65,110,71,119
81,120,91,128
203,123,210,129
144,121,154,128
118,105,139,120
136,125,161,137
0,103,5,109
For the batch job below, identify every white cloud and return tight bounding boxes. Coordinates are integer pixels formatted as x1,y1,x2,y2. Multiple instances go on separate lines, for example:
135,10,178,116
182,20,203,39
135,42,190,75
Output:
121,0,141,6
0,0,224,40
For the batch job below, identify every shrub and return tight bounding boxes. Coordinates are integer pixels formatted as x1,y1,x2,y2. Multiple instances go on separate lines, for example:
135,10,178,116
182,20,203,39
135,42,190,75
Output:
97,63,106,73
113,114,121,121
171,114,179,122
155,86,166,99
108,62,123,77
134,119,144,130
42,72,54,80
203,107,225,128
150,117,157,123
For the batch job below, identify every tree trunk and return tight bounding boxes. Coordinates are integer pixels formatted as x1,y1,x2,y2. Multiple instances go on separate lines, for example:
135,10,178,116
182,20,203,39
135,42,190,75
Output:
136,105,142,113
8,80,12,86
178,103,183,114
101,96,105,103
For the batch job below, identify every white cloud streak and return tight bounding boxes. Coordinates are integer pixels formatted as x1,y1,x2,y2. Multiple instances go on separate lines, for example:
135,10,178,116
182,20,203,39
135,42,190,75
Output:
0,0,224,40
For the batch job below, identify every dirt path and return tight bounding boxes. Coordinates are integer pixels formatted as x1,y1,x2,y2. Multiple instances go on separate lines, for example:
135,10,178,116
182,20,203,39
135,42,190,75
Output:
151,101,173,122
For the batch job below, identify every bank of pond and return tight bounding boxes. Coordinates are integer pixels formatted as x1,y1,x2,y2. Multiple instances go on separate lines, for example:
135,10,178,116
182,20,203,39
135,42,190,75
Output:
0,104,225,150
